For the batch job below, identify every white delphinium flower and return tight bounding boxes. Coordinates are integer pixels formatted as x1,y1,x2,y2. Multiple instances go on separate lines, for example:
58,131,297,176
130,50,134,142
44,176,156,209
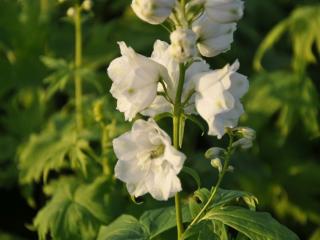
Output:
107,42,168,121
205,0,244,23
169,28,198,63
192,13,237,57
131,0,176,25
194,60,249,138
142,40,210,117
113,119,186,201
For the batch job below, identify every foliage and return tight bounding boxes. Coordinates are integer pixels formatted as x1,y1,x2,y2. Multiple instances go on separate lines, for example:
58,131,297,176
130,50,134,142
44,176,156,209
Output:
0,0,319,239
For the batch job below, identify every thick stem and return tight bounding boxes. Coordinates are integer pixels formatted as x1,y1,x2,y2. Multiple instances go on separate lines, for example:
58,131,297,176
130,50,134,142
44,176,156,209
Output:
187,135,234,229
173,63,187,240
74,5,83,131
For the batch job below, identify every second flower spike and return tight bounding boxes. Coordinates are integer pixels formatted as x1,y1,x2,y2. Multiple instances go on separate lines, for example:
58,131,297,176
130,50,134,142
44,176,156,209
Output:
113,119,186,201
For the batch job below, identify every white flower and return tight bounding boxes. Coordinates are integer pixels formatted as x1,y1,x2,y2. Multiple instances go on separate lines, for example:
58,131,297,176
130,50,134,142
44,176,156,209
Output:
141,40,210,117
113,119,186,201
107,42,168,121
82,0,93,11
192,13,237,57
131,0,176,25
66,7,75,17
169,28,198,63
205,0,244,23
194,60,249,138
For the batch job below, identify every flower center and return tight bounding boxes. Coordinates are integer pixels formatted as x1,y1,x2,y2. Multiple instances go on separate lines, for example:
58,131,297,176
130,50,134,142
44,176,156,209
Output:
150,144,165,159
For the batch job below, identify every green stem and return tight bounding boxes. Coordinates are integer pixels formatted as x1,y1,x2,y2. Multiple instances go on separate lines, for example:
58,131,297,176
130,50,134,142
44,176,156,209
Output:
173,63,187,240
187,134,234,229
74,5,83,131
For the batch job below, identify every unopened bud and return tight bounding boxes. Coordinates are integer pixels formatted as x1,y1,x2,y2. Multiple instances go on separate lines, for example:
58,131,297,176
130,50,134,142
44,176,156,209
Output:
93,100,104,122
237,127,256,140
211,158,222,172
131,0,176,25
205,147,225,159
232,137,253,150
169,28,197,62
227,165,235,172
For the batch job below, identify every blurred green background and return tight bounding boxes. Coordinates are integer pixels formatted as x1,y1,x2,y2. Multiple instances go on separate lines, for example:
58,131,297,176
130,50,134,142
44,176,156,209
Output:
0,0,319,239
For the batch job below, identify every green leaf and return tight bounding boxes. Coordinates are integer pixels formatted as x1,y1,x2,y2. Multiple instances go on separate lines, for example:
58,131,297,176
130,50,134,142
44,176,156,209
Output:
179,114,186,148
189,188,258,218
97,215,149,240
183,220,219,240
182,166,201,189
203,206,300,240
34,177,113,240
139,206,192,239
212,189,258,210
253,19,289,71
19,114,92,183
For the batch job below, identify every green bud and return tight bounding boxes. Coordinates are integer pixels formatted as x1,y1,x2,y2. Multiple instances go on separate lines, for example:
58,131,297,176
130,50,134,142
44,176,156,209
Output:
210,158,222,172
205,147,225,159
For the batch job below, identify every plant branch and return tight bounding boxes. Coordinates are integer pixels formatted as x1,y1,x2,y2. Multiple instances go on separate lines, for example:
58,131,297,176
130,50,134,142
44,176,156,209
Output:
187,133,234,229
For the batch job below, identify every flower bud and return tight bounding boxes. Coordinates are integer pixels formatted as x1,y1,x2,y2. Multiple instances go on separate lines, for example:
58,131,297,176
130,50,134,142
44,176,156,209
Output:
211,158,222,172
205,0,244,24
237,127,256,140
169,28,197,63
205,147,225,159
66,7,75,17
82,0,93,11
93,100,104,123
232,137,253,150
186,0,205,22
131,0,176,25
227,165,235,172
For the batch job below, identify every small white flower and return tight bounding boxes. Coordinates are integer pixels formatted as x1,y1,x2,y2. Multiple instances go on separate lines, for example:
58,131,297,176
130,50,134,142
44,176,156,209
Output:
192,13,237,57
169,28,198,63
141,40,210,117
82,0,93,11
113,119,186,201
194,60,249,138
131,0,176,25
205,0,244,24
107,42,168,121
66,7,75,17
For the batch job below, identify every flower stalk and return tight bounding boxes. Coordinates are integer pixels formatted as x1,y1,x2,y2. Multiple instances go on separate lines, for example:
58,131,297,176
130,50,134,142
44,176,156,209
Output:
187,133,234,229
173,63,187,240
74,4,83,131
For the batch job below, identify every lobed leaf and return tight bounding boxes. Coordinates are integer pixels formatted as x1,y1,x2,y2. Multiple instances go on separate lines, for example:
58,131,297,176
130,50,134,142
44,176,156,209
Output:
203,206,300,240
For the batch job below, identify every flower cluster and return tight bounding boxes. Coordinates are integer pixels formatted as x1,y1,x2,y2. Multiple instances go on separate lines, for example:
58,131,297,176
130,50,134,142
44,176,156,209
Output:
108,0,249,201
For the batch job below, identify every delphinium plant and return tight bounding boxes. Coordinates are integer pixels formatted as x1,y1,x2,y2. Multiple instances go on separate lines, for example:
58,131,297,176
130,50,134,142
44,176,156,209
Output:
99,0,301,239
